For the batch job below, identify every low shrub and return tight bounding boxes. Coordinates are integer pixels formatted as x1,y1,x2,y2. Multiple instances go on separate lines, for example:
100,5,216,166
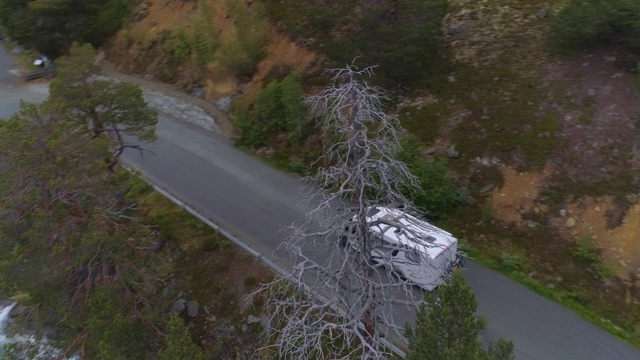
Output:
399,137,470,220
234,72,308,148
571,236,601,265
500,252,532,274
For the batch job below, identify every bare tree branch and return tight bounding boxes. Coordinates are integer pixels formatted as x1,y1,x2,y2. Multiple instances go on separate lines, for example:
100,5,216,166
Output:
251,63,462,359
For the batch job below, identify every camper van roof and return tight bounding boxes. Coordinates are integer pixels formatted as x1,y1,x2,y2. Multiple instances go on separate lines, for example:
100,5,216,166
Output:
365,206,456,258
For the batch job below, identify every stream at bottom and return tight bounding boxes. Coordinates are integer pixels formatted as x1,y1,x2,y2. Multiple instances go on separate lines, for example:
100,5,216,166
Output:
0,302,77,359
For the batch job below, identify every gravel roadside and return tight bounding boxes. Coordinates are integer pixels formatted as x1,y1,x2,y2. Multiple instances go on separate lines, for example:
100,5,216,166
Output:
100,61,236,139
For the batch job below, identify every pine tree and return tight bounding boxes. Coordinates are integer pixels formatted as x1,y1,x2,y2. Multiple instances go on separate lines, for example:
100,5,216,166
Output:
48,43,157,170
0,0,130,57
0,101,166,358
406,270,514,360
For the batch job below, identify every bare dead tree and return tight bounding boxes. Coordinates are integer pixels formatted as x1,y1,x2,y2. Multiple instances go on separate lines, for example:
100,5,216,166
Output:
252,63,458,359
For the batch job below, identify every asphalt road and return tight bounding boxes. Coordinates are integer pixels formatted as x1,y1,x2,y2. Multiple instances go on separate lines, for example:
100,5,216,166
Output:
1,43,638,360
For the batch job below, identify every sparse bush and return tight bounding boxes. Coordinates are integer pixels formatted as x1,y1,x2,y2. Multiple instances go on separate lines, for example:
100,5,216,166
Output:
287,157,308,175
571,236,616,279
215,237,233,249
595,263,616,279
571,236,601,264
126,175,152,197
481,200,495,222
556,290,592,306
244,276,258,287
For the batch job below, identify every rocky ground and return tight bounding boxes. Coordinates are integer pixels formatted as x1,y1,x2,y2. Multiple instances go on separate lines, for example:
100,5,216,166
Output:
438,0,640,284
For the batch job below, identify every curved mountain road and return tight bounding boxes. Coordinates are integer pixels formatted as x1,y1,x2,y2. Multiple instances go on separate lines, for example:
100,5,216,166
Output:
1,43,638,360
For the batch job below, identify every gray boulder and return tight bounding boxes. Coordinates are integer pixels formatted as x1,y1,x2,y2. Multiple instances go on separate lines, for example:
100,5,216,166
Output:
173,299,187,315
446,144,460,159
186,300,199,318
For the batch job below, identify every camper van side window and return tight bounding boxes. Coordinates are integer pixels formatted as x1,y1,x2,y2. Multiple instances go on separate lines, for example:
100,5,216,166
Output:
406,249,421,263
372,234,383,249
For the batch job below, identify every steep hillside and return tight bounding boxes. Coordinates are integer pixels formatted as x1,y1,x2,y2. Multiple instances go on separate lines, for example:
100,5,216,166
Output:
105,0,316,104
104,0,640,343
434,0,640,280
445,0,640,281
429,0,640,341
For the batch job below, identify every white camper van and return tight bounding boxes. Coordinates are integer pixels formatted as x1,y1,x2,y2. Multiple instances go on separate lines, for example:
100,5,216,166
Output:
340,206,461,292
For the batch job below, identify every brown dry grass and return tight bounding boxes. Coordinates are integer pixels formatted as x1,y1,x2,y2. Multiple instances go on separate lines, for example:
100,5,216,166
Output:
238,30,316,107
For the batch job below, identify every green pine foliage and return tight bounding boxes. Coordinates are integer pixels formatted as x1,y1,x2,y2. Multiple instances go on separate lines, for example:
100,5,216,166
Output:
157,0,218,84
406,270,514,360
84,286,154,360
0,0,131,57
0,101,167,358
553,0,640,52
234,72,308,147
159,29,195,83
193,0,219,71
409,159,470,220
49,43,157,169
157,315,206,360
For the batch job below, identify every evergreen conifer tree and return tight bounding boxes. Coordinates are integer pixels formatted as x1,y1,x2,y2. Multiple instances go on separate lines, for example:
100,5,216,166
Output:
406,270,514,360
